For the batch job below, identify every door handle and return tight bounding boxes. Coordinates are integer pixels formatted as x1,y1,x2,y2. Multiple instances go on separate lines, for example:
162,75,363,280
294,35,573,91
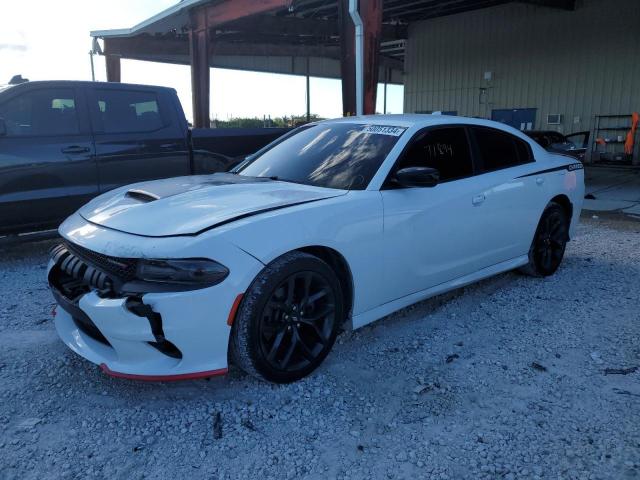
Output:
160,143,181,150
61,146,90,154
472,194,486,206
536,177,545,186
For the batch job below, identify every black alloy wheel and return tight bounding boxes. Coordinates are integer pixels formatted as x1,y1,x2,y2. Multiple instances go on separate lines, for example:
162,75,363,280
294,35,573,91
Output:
259,271,336,373
230,252,344,383
522,202,569,277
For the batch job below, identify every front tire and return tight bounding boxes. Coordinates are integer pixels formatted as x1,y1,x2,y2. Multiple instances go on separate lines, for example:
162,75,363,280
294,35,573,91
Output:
230,251,344,383
521,202,569,277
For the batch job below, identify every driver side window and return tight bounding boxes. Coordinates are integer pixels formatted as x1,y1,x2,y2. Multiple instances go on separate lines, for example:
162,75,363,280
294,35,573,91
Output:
398,127,473,182
0,88,79,137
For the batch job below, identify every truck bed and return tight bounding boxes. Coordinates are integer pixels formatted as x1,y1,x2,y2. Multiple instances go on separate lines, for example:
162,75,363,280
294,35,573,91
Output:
191,127,290,174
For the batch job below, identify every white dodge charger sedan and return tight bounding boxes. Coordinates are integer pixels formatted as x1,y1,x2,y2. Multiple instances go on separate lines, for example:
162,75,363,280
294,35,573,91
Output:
48,115,584,383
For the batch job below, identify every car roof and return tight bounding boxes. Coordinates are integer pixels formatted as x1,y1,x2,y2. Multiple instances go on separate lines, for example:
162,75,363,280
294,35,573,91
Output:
323,113,516,130
319,114,539,145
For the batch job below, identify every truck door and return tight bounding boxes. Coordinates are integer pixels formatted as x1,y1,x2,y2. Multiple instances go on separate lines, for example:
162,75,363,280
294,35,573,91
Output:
87,86,190,193
0,85,97,234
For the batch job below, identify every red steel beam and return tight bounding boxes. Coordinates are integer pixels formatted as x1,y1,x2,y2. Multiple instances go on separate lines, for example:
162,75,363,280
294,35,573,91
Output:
190,8,211,128
339,0,356,117
189,0,289,128
103,39,121,82
105,56,121,82
362,0,382,115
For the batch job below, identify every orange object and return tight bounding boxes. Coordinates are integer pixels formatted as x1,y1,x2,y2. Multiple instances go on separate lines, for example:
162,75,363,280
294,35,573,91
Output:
595,137,606,146
624,112,638,155
227,294,244,326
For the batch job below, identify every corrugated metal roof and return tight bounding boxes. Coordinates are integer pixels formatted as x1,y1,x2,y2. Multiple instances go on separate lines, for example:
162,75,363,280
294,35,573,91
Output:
91,0,514,40
90,0,210,38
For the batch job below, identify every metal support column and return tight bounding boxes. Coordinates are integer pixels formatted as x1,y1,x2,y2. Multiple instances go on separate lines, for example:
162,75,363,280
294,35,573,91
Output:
383,68,388,114
361,0,382,115
339,0,356,117
306,57,311,123
105,56,121,82
189,8,211,128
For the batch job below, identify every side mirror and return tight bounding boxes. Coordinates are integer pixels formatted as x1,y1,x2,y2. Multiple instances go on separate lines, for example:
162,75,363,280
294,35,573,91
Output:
0,118,6,136
395,166,440,188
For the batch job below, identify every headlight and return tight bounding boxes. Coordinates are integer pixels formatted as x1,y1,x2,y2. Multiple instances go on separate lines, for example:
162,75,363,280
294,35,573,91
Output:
135,258,229,286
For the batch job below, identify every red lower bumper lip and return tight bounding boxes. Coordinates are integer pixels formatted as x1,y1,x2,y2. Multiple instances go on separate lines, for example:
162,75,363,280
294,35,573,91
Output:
100,364,228,382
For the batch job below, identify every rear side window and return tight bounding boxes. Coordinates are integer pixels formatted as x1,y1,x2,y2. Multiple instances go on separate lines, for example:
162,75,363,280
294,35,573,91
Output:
514,138,533,164
397,127,473,182
473,127,531,172
95,89,164,133
0,88,79,136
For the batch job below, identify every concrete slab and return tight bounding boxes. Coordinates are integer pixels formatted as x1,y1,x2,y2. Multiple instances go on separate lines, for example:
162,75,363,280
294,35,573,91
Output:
590,184,640,202
583,166,640,216
582,199,636,211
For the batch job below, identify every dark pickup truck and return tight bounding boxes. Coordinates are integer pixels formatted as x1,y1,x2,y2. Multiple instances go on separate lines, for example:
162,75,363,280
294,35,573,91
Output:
0,80,288,236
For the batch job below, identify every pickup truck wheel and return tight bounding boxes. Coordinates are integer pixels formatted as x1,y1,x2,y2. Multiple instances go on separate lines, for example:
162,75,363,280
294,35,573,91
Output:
520,202,569,277
230,252,343,383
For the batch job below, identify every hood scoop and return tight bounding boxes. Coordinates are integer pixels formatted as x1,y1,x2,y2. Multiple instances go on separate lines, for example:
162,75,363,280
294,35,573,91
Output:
125,189,160,203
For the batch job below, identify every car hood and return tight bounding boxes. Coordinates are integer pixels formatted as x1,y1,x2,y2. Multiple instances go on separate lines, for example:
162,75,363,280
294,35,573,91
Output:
78,173,346,237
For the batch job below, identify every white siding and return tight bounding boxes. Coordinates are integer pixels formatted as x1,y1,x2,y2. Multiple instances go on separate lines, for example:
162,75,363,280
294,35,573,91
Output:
404,0,640,135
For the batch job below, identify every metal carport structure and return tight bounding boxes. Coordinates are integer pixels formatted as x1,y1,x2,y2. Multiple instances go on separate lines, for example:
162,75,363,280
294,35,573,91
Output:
91,0,576,127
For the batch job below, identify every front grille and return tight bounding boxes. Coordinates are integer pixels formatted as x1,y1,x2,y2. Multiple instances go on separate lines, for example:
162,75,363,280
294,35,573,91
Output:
64,242,137,282
49,243,182,360
51,244,111,291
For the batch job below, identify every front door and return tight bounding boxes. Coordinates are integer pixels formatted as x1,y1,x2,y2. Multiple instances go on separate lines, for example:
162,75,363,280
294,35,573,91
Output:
0,86,97,233
491,108,537,131
380,126,486,303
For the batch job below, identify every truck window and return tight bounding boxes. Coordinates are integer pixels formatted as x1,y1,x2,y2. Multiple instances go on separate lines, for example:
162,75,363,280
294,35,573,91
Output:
0,88,79,136
95,89,164,133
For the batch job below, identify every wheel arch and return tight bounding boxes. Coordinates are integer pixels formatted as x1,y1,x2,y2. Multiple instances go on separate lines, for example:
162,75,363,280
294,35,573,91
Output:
549,194,573,234
296,245,354,327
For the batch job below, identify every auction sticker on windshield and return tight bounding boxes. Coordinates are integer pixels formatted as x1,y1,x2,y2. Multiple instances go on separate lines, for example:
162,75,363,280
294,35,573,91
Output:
362,125,406,136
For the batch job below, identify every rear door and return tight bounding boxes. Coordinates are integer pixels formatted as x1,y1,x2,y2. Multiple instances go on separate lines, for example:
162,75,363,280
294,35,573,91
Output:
380,126,486,302
466,126,543,264
0,85,97,234
87,86,190,193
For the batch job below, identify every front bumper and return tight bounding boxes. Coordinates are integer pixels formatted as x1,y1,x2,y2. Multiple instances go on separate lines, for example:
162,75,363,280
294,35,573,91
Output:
48,217,264,380
52,291,229,379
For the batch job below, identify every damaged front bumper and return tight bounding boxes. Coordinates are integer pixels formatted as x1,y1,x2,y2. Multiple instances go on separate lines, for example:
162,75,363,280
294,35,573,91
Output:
47,229,263,380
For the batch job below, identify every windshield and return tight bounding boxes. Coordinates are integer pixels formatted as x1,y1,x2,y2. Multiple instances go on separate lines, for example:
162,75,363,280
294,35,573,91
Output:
238,123,406,190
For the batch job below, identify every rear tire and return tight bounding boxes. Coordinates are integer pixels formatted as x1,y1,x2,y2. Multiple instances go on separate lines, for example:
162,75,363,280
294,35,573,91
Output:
520,202,569,277
230,251,344,383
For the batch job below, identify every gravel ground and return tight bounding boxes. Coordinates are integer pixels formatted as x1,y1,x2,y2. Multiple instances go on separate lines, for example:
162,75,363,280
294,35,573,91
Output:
0,215,639,480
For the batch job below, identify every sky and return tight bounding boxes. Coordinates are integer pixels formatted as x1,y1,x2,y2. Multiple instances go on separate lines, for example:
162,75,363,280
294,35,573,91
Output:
0,0,404,123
